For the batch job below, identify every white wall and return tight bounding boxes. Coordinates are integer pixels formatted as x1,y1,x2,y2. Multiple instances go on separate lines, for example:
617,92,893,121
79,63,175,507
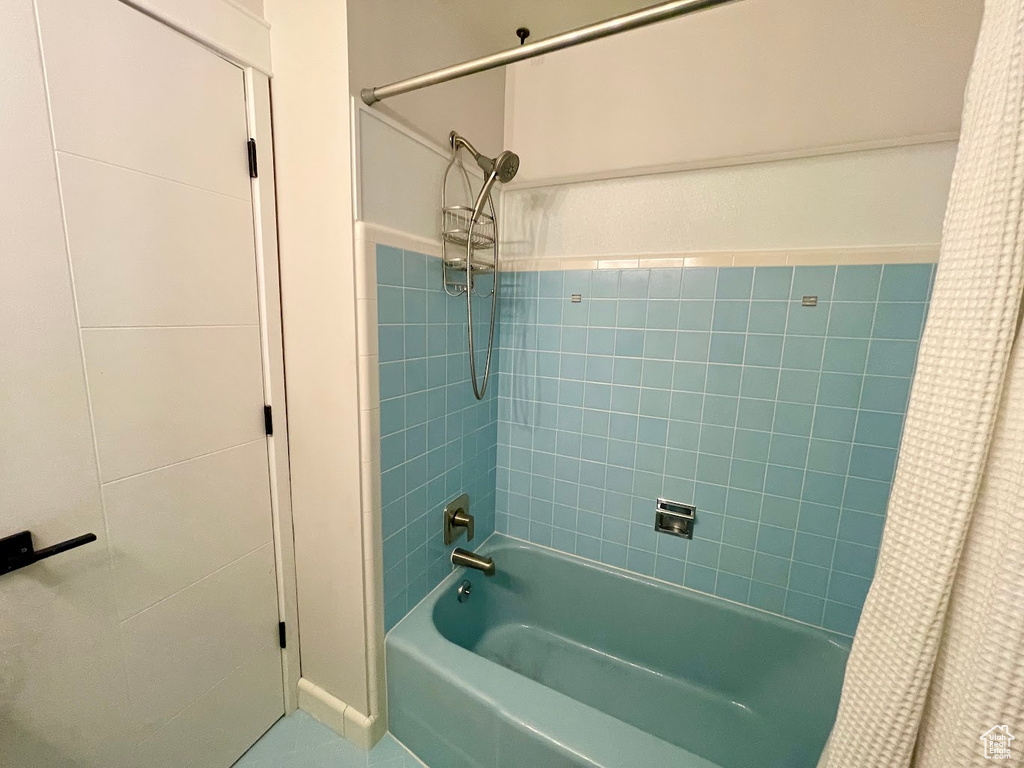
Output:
233,0,263,17
505,0,981,186
347,0,505,152
264,0,371,728
356,107,486,243
501,143,957,263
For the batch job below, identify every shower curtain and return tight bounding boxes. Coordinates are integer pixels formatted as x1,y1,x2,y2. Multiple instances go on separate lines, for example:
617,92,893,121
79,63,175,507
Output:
819,0,1024,765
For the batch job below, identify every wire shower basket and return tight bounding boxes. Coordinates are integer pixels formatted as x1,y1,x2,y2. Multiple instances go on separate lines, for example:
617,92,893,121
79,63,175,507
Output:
442,206,494,251
441,152,496,295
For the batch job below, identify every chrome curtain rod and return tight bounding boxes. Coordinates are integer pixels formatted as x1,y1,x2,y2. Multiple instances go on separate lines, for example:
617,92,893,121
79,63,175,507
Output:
361,0,740,106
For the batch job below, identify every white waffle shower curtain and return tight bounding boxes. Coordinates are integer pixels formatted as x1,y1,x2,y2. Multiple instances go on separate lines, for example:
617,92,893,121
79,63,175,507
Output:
819,0,1024,765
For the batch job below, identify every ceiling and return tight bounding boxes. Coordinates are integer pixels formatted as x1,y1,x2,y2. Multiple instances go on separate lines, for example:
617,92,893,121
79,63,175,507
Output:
442,0,656,50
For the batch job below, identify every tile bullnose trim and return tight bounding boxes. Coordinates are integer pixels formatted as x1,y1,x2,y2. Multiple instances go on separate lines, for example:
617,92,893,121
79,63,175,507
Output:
355,221,939,272
355,221,443,259
297,677,385,750
498,244,940,272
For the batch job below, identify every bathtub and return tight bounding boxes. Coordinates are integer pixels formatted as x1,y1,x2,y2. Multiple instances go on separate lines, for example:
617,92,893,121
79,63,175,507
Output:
387,535,849,768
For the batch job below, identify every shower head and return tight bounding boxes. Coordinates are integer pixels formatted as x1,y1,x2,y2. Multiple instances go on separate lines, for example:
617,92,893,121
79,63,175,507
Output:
492,150,520,184
450,131,519,184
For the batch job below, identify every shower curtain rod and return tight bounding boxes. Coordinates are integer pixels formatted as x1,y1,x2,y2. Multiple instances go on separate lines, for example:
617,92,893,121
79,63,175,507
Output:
360,0,741,106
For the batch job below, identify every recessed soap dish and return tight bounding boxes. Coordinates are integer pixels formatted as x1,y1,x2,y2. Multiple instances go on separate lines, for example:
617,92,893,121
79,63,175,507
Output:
655,498,696,539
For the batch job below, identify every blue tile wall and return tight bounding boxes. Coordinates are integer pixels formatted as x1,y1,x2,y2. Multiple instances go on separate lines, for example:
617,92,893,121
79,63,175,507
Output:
377,245,498,630
495,264,932,637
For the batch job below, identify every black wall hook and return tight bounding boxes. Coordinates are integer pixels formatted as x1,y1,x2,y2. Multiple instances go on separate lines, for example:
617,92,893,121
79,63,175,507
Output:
516,27,530,46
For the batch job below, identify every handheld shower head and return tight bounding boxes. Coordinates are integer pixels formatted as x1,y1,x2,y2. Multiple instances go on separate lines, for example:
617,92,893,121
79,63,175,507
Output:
450,132,519,184
444,130,518,402
492,150,520,184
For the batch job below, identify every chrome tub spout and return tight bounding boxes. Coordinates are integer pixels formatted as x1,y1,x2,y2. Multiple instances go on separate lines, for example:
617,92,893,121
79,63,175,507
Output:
451,547,495,576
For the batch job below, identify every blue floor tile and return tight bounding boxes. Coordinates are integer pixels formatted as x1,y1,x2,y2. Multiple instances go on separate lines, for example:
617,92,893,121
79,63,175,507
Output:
234,711,426,768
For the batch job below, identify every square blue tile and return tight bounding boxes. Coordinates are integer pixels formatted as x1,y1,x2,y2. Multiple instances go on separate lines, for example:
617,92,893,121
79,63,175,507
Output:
591,270,620,298
873,302,927,340
768,434,809,468
828,303,875,338
709,333,746,364
752,267,794,299
677,301,714,331
773,402,814,437
822,338,869,374
705,364,742,395
807,439,852,475
789,561,829,597
777,369,819,404
782,336,824,370
675,331,711,362
648,269,682,299
748,301,788,333
647,300,680,329
732,430,770,462
832,540,878,579
681,268,717,299
833,265,881,301
745,335,784,367
785,591,825,625
854,411,905,448
787,302,830,336
740,367,781,400
866,340,920,377
716,268,754,299
737,398,776,431
848,444,898,482
790,266,836,301
879,263,933,302
860,375,911,412
712,301,750,332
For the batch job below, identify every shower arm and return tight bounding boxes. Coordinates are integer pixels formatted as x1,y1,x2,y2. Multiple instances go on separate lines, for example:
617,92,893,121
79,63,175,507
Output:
452,136,501,221
361,0,740,106
451,133,495,180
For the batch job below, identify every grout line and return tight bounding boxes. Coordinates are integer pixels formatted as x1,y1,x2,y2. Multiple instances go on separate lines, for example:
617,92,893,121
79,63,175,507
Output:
820,265,887,627
703,269,733,596
780,267,840,626
741,269,794,607
739,267,795,605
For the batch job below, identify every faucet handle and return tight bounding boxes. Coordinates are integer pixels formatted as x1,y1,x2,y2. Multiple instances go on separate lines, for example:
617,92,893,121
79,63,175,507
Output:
443,493,474,545
452,509,474,541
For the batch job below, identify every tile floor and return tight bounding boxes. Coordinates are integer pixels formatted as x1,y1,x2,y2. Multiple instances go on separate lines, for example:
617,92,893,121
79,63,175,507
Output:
233,711,427,768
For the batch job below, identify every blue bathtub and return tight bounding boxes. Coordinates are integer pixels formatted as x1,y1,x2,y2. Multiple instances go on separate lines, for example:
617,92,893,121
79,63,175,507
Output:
387,536,849,768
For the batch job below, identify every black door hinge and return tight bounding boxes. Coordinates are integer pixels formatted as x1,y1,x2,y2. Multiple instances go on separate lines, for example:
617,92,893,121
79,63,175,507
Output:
278,621,287,649
247,138,258,178
264,405,273,436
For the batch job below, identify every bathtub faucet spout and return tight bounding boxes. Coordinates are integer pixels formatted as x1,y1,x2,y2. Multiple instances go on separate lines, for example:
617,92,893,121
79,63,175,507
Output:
451,548,496,576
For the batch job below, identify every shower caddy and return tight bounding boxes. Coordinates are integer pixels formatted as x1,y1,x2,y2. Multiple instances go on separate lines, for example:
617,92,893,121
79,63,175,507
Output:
441,134,500,400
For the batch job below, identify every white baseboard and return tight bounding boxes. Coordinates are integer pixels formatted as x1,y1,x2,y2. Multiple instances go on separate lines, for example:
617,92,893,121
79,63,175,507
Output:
297,677,386,750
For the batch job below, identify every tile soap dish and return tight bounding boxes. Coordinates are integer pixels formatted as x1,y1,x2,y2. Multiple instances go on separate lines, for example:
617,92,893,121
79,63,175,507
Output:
655,498,696,539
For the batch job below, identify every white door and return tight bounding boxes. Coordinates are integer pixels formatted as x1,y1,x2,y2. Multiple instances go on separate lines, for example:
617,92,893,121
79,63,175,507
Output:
1,0,285,765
